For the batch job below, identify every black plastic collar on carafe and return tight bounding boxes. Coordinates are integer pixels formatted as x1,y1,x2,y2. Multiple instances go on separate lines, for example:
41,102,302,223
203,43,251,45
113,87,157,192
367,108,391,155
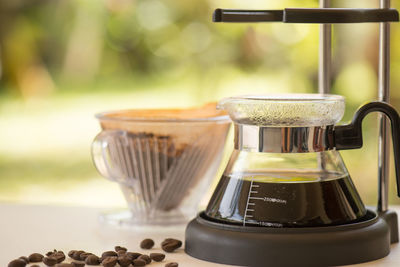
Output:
334,101,400,197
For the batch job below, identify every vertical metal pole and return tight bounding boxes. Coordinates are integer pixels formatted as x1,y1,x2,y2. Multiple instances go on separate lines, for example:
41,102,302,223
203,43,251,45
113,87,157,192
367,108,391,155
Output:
377,0,391,212
319,0,331,94
318,0,331,173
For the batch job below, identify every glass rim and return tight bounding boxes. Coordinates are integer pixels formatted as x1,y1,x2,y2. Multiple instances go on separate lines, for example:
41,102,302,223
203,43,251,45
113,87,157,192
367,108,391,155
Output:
218,93,345,107
95,109,231,123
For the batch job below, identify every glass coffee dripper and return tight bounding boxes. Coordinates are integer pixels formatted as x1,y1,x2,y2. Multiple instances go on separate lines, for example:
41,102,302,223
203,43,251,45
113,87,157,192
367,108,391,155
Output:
203,94,399,227
91,104,231,226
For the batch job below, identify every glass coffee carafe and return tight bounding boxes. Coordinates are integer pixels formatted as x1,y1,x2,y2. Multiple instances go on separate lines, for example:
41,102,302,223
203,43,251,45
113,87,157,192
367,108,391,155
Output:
186,94,400,266
204,94,400,227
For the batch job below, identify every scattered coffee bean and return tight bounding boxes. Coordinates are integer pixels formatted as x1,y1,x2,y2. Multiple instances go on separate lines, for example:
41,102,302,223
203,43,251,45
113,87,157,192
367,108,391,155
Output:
114,246,127,253
18,256,29,264
72,250,85,261
85,255,100,265
28,253,44,262
47,249,58,257
162,243,181,253
8,259,26,267
101,251,118,260
117,250,126,257
161,238,182,253
43,256,58,266
161,238,175,246
53,251,66,263
79,252,93,261
126,252,141,260
138,254,151,264
118,256,132,267
68,250,77,258
132,259,146,267
31,265,40,267
161,238,182,247
101,256,117,267
8,241,179,267
150,253,165,262
140,238,155,249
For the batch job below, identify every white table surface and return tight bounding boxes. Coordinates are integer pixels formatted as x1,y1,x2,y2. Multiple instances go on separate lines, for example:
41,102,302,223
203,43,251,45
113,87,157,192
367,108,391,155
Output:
1,204,400,267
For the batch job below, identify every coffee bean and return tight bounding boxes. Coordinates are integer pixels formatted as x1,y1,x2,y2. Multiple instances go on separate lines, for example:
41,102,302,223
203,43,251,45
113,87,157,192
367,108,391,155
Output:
101,250,118,260
165,262,179,267
28,253,44,262
114,246,127,253
46,252,54,257
68,250,77,258
72,251,85,261
71,262,85,267
140,238,154,249
79,252,93,261
138,254,151,264
118,256,132,267
43,256,58,266
161,238,182,253
132,259,146,267
161,242,182,253
8,259,26,267
162,244,175,253
161,238,182,247
18,256,29,264
85,255,100,265
126,252,141,260
53,252,66,263
31,265,40,267
117,250,127,257
55,264,73,267
161,238,175,246
150,253,165,262
101,256,117,267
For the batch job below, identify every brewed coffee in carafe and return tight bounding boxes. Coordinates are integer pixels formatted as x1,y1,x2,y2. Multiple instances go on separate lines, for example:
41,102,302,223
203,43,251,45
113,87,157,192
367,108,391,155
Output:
204,94,367,227
206,152,366,227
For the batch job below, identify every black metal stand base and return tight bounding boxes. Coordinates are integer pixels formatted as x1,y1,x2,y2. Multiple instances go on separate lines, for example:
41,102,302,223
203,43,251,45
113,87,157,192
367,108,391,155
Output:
185,210,398,267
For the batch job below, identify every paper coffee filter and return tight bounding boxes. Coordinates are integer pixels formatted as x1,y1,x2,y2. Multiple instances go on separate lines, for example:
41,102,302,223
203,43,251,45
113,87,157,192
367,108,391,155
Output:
97,103,230,151
100,102,226,120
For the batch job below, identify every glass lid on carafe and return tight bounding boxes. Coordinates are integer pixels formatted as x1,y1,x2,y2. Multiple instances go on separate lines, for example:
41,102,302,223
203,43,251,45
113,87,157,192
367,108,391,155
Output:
217,94,345,127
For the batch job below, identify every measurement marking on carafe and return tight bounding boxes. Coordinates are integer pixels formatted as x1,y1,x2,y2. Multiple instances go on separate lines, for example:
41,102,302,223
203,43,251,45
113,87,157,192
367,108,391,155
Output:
249,196,287,204
249,197,264,201
243,178,257,226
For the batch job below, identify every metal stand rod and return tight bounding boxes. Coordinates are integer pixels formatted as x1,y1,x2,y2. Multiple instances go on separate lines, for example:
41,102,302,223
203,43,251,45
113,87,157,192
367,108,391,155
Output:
318,0,331,172
319,0,331,94
378,0,391,212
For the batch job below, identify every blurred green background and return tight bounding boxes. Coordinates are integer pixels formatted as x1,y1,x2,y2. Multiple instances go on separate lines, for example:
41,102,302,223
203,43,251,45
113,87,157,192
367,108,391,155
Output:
1,0,400,208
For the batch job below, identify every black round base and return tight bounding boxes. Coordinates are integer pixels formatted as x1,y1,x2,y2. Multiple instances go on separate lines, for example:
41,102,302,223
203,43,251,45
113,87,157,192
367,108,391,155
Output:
185,210,398,267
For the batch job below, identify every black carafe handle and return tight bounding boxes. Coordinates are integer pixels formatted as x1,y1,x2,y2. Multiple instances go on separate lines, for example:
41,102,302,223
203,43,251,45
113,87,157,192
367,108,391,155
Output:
335,101,400,196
